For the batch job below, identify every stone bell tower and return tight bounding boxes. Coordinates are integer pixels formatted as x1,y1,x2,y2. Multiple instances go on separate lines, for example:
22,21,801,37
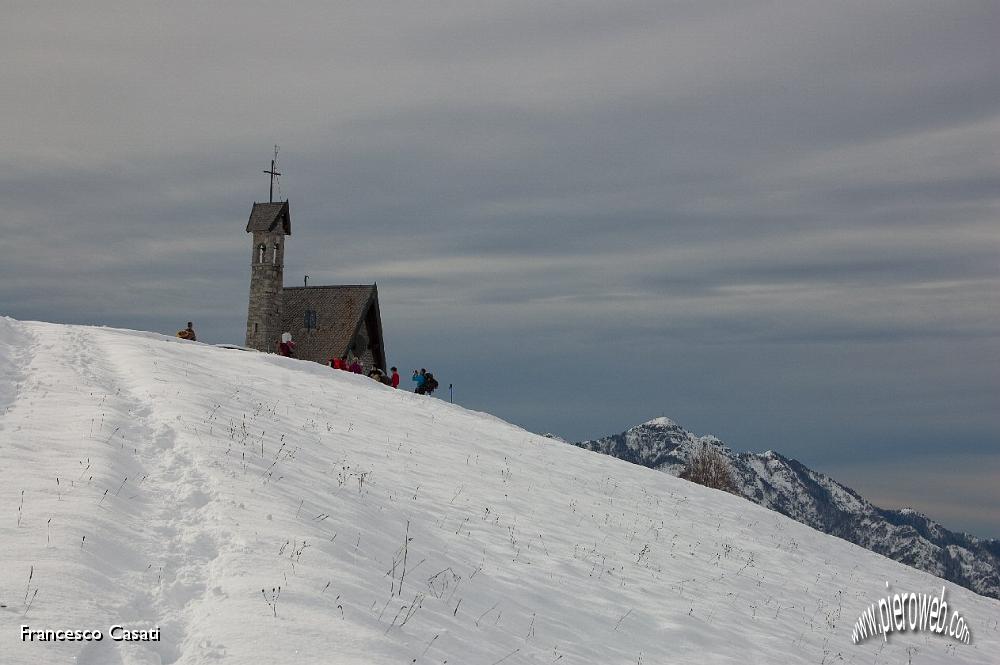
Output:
245,200,291,351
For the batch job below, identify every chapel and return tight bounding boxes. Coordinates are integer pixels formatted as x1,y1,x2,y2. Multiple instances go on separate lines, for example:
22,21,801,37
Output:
244,200,387,371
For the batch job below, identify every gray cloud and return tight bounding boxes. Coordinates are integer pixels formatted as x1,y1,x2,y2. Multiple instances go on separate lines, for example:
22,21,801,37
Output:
1,1,998,536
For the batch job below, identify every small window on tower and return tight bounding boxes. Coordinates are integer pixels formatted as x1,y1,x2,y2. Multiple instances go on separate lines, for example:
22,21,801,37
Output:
258,244,266,263
273,243,280,264
304,309,318,331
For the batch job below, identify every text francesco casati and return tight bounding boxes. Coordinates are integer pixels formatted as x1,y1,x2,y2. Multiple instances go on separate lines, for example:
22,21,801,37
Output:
20,625,161,642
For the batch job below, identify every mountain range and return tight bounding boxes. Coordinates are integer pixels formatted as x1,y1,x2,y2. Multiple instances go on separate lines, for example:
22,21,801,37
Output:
564,416,1000,600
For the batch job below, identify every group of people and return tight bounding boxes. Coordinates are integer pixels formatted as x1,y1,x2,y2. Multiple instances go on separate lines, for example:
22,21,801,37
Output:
328,353,365,373
366,366,400,388
337,361,440,396
330,355,401,389
412,368,440,395
179,324,439,397
332,357,439,397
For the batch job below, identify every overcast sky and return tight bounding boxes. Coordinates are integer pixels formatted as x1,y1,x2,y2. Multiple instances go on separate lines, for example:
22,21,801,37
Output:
2,1,998,537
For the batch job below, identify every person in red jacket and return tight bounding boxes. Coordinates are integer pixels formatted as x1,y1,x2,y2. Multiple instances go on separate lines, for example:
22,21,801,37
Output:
277,332,295,357
390,367,400,389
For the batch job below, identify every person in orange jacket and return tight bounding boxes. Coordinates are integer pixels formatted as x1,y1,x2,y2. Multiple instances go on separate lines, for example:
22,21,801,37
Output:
176,322,196,341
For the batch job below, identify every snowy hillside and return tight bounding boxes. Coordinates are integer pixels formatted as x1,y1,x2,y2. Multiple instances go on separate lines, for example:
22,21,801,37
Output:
574,419,1000,601
1,319,997,664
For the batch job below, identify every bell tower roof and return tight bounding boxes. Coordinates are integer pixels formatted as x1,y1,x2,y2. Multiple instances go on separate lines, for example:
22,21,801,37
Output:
246,201,291,235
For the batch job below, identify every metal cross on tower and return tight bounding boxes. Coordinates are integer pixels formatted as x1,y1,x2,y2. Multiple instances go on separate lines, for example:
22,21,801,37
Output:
263,145,281,202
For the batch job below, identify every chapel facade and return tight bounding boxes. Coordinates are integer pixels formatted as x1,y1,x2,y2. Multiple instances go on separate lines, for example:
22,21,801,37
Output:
244,200,387,371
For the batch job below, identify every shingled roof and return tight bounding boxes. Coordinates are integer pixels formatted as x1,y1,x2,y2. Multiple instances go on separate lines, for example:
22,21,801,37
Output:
246,201,291,234
280,284,386,371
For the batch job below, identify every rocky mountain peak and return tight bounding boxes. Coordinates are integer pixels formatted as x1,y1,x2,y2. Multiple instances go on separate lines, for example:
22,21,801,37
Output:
568,415,1000,600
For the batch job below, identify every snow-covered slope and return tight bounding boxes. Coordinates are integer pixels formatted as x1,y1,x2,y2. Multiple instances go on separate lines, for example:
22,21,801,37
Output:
574,418,1000,601
1,318,997,664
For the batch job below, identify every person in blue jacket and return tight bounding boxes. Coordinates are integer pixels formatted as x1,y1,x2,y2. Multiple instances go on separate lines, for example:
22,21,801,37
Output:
412,368,427,394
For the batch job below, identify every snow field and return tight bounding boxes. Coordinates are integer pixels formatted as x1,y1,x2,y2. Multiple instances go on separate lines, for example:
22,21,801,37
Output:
0,318,997,664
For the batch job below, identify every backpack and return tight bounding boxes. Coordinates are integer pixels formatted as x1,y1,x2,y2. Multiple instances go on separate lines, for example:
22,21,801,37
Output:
425,373,439,391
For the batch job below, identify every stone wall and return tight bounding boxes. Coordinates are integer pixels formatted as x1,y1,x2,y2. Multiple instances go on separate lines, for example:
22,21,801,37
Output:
245,230,285,351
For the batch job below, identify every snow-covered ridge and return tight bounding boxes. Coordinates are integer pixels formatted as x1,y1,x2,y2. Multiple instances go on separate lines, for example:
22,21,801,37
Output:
1,318,997,664
641,416,678,428
574,418,1000,601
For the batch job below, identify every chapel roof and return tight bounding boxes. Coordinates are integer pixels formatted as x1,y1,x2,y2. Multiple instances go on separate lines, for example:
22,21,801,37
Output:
246,201,291,235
